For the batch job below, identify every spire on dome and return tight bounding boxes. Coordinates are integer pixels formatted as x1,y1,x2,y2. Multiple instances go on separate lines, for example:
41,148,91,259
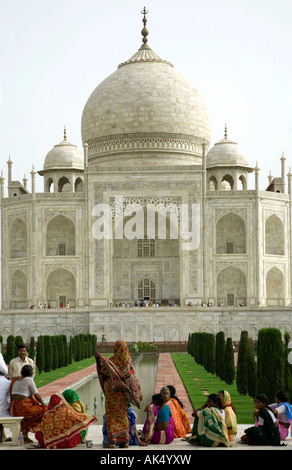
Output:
224,124,228,139
140,7,149,49
64,126,67,141
118,7,173,68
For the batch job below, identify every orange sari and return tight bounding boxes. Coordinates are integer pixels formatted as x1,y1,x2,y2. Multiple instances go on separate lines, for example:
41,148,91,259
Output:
95,341,142,446
166,398,192,438
10,378,47,436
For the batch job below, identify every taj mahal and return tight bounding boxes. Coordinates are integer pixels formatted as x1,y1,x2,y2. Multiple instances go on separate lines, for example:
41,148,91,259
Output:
1,9,292,344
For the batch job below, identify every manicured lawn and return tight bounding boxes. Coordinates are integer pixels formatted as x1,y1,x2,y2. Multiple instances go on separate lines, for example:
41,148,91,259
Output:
34,357,96,388
172,353,254,424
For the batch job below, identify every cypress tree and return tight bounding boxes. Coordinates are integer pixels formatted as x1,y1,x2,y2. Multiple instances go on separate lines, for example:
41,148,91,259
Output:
215,331,226,380
236,331,249,395
29,337,35,361
56,336,65,368
246,338,257,397
224,338,235,385
44,336,53,372
14,335,24,356
62,335,69,367
6,335,15,364
257,328,284,402
36,336,45,374
52,336,58,370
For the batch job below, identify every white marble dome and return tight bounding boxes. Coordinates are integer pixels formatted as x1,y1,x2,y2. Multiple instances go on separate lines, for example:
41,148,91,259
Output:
206,130,249,168
43,132,84,171
81,42,212,166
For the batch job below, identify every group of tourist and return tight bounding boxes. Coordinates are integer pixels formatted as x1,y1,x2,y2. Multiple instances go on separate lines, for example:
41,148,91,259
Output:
0,345,97,448
1,340,292,448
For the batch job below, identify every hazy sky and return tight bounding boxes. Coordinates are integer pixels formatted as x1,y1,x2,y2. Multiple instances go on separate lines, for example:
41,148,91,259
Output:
1,0,292,192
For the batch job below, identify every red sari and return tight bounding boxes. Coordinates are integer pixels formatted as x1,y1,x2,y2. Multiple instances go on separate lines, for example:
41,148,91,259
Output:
95,340,142,446
35,394,97,449
10,377,47,436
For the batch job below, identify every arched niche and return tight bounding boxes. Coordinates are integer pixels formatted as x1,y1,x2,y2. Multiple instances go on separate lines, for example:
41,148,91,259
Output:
265,215,284,255
9,218,27,258
221,174,234,190
46,215,75,256
46,268,76,308
217,266,247,306
58,176,71,192
209,176,217,191
10,270,27,308
75,177,84,192
216,212,246,254
266,266,285,306
112,205,180,303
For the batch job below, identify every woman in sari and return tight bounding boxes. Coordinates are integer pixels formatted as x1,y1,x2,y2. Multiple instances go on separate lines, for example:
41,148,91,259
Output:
10,365,47,443
102,404,141,446
269,391,292,441
160,386,191,438
218,390,237,442
35,393,97,449
94,340,142,448
241,394,281,446
187,394,230,447
141,394,174,445
62,389,89,442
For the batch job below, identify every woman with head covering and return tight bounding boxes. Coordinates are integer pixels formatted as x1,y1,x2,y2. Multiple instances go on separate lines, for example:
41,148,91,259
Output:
62,389,89,442
187,394,230,447
160,386,191,438
35,393,96,449
166,385,192,436
218,390,237,441
94,340,142,448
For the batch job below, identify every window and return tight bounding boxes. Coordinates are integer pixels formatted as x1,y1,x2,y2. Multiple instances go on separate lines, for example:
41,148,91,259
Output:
59,296,66,307
227,294,234,306
137,238,155,257
58,244,66,256
138,278,156,300
226,242,234,254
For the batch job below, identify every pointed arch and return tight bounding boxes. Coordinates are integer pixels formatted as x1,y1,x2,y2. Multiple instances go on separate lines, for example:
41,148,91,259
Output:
10,270,27,308
46,215,75,256
266,266,285,305
265,215,284,255
9,218,27,258
46,268,76,308
216,212,246,254
217,266,246,306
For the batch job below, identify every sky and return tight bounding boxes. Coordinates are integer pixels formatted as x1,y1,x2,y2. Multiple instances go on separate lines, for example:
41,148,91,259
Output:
0,0,292,192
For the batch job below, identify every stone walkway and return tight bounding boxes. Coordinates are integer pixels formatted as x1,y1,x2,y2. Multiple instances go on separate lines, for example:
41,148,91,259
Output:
1,353,292,451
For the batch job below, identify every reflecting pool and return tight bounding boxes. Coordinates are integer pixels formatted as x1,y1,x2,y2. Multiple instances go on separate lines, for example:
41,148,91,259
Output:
74,354,158,424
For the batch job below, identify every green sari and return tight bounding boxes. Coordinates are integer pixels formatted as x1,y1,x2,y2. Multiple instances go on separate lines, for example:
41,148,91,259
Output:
244,408,281,446
189,407,230,447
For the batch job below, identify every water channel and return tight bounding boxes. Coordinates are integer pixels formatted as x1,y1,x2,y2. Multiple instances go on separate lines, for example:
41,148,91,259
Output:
75,354,158,424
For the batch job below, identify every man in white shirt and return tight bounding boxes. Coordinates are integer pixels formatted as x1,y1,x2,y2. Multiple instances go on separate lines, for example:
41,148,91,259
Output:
8,345,35,380
0,353,11,442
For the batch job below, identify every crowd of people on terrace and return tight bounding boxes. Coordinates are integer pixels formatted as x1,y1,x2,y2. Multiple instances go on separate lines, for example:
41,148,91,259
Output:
0,341,291,448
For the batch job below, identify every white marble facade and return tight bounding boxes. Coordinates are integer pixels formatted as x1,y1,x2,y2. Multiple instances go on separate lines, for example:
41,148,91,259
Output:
1,19,292,343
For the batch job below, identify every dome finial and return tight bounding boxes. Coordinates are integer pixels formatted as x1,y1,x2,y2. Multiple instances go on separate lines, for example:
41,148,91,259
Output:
140,6,149,49
64,126,67,140
224,123,228,139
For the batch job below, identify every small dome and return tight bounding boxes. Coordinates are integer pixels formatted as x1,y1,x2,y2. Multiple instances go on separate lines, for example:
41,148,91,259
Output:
206,127,249,168
43,130,84,171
